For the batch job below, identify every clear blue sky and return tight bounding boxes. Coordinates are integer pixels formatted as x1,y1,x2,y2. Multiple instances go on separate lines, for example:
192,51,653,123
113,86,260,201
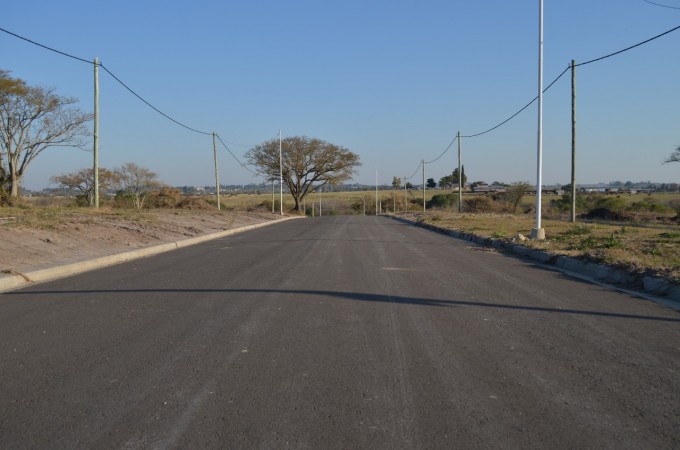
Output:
3,0,679,190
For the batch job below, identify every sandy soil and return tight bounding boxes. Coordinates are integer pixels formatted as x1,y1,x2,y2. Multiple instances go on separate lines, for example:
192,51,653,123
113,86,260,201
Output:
0,209,284,275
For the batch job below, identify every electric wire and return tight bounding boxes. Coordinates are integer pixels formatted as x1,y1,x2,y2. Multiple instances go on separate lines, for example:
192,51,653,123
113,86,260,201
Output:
215,134,259,176
99,64,212,136
0,27,213,136
405,161,422,181
642,0,680,10
0,26,92,64
424,135,458,164
462,65,570,139
576,24,680,67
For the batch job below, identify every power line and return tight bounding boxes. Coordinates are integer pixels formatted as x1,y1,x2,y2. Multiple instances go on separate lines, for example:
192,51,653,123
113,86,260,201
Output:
576,23,680,67
215,134,259,176
0,26,92,64
462,65,570,139
0,27,213,136
405,161,422,181
425,136,458,164
642,0,680,10
99,64,212,136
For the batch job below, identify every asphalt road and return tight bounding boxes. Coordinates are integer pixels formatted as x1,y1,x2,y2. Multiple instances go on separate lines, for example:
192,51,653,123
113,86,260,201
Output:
1,215,679,449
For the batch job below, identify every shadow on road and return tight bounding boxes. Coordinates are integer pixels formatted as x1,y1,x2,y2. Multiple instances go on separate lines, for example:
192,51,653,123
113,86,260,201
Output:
6,288,680,323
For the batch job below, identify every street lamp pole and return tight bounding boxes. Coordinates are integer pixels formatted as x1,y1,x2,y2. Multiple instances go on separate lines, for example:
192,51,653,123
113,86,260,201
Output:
532,0,546,240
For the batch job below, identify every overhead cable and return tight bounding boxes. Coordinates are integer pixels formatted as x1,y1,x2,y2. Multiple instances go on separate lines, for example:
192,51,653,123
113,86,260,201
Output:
462,65,570,139
425,135,458,164
642,0,680,10
215,134,259,176
0,26,92,64
405,161,422,180
99,64,212,136
0,27,213,136
576,23,680,67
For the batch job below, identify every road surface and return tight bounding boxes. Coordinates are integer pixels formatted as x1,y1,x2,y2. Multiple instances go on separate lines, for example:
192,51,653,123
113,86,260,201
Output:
1,216,678,449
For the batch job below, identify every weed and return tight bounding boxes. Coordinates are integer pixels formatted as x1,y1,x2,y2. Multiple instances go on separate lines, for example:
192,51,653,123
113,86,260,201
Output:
491,230,507,239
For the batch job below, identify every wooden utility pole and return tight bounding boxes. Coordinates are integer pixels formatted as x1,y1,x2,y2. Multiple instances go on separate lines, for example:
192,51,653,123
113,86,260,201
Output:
570,59,577,223
422,160,426,211
457,131,462,212
93,57,99,208
404,177,407,212
213,132,220,210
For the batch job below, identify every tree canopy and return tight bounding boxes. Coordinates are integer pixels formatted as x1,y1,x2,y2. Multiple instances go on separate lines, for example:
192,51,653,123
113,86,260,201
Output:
664,146,680,164
0,70,92,203
246,136,360,212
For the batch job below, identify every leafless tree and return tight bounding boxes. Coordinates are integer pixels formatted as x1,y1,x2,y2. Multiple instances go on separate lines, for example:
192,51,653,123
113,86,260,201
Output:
114,162,161,209
0,70,92,203
50,167,120,206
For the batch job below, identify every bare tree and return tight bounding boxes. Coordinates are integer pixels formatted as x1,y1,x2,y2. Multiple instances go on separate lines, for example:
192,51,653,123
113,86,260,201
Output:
505,181,532,213
114,162,161,209
50,167,120,206
664,146,680,164
0,70,92,202
246,136,360,212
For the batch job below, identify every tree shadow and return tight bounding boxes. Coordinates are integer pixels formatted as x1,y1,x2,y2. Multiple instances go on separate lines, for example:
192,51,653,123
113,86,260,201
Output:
6,288,680,323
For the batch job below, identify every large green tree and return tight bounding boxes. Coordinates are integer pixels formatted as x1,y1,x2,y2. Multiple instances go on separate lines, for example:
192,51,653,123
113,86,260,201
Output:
246,136,360,212
0,70,92,202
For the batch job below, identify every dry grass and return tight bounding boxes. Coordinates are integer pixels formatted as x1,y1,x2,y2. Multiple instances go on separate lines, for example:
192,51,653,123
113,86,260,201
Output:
399,211,680,283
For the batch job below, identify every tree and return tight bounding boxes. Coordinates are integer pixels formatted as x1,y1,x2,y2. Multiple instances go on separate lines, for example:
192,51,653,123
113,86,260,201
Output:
114,162,161,209
392,176,401,190
452,166,467,188
664,146,680,164
426,178,437,189
405,182,414,190
438,174,454,189
504,181,532,213
246,136,360,212
50,167,120,206
0,70,92,203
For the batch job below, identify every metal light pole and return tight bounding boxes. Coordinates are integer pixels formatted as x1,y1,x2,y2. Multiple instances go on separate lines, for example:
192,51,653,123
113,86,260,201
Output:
279,130,283,215
531,0,546,240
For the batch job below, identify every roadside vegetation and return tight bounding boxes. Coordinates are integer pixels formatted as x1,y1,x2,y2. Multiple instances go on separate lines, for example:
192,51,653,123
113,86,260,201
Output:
2,188,678,283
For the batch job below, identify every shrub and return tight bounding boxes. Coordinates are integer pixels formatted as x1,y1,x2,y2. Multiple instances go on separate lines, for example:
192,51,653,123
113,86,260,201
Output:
464,196,496,213
426,193,456,209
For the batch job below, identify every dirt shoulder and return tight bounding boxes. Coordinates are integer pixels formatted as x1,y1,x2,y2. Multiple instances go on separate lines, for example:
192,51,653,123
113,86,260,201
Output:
0,208,286,275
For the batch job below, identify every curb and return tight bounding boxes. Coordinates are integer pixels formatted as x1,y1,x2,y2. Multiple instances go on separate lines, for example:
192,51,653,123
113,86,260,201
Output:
390,215,680,305
0,216,303,293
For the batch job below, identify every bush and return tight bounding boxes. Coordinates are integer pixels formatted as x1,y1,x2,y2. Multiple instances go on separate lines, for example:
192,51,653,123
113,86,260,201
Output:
426,193,456,209
464,196,496,213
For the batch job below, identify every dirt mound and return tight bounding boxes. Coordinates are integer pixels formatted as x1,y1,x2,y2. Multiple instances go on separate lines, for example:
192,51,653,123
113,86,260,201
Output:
176,197,214,210
581,208,631,221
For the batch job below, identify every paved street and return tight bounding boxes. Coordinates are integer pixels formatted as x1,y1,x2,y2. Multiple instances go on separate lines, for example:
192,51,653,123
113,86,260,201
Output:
1,216,678,449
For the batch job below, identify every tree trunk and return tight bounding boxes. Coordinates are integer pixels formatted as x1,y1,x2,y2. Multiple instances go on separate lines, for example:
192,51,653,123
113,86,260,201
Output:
8,155,20,199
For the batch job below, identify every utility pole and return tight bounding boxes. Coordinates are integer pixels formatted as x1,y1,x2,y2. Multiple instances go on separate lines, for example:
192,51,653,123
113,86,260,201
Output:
93,57,99,208
213,132,220,210
272,178,275,213
422,160,426,211
375,170,379,216
532,0,546,240
404,177,408,212
457,131,462,212
570,59,577,223
279,130,283,215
